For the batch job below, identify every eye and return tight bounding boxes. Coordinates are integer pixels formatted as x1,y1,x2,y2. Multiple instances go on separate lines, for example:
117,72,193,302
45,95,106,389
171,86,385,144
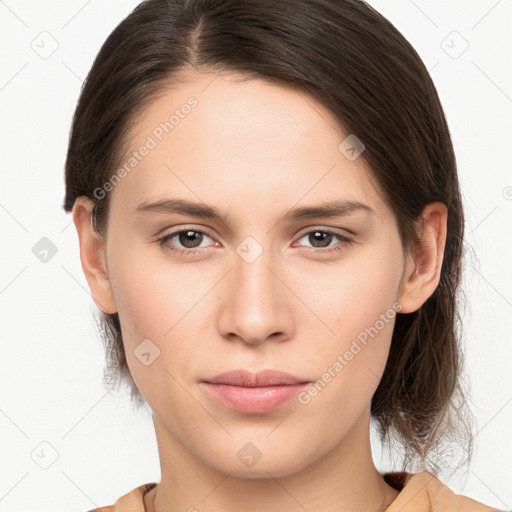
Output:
156,227,218,256
156,226,354,257
293,228,354,253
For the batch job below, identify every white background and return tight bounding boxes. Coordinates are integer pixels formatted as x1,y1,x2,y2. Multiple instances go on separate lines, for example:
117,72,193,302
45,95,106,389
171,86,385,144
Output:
0,1,511,510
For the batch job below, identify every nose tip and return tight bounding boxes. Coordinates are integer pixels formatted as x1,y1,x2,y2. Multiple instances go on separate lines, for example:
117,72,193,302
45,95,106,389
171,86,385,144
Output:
218,256,294,347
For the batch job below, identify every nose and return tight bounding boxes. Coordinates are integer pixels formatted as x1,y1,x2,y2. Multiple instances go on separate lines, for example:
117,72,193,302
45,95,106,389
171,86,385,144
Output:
217,243,295,346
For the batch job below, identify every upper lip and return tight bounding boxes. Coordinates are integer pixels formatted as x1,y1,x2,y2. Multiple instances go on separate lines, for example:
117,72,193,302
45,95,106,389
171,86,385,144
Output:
203,369,309,387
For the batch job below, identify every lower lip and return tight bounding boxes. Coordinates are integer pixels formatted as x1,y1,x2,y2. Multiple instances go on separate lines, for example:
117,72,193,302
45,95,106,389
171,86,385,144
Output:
201,382,309,414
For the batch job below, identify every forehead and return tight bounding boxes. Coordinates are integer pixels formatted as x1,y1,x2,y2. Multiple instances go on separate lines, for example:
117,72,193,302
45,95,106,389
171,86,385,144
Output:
109,71,386,221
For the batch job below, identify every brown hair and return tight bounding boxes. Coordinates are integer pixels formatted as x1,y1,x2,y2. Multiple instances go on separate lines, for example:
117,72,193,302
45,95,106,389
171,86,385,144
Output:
63,0,474,476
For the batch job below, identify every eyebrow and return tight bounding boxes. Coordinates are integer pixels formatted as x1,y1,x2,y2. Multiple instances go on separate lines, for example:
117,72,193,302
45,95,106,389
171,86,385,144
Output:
134,197,375,224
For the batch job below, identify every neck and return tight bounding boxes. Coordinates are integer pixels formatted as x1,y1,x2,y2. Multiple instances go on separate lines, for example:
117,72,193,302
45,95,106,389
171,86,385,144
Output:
144,407,399,512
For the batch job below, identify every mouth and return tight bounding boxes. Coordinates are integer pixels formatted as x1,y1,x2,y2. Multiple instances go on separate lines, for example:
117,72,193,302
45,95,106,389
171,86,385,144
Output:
201,369,311,414
203,368,309,387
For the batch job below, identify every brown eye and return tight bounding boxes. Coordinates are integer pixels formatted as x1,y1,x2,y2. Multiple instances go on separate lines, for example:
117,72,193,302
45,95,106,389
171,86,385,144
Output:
295,229,354,252
156,228,216,255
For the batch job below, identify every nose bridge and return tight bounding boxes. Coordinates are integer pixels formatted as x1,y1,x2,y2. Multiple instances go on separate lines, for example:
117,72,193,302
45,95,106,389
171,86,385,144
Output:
220,234,289,344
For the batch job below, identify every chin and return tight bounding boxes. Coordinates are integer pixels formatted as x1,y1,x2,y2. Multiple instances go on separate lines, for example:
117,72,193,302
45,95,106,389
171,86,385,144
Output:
203,444,314,479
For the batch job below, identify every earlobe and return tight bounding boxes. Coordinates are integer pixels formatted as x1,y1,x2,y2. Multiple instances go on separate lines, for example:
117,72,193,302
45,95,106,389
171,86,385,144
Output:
397,202,448,314
72,197,117,315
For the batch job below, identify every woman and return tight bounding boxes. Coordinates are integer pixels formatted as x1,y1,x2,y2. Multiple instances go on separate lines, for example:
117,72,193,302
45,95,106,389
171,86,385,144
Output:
64,0,501,510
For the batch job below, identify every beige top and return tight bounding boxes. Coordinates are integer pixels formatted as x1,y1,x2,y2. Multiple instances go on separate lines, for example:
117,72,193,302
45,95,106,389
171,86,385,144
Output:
87,470,502,511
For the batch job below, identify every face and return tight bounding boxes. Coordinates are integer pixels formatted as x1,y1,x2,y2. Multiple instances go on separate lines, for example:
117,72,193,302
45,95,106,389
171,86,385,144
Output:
101,71,408,477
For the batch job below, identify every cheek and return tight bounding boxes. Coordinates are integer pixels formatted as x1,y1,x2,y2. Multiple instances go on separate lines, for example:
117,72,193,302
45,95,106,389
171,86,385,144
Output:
305,246,402,338
109,240,201,337
107,249,213,390
295,246,402,406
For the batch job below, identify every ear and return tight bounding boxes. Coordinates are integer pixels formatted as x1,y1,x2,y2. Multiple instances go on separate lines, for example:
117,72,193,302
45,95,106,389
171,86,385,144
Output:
397,201,448,314
72,197,117,315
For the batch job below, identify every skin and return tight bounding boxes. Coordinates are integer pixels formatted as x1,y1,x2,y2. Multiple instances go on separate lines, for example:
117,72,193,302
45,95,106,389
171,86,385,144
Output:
73,71,447,512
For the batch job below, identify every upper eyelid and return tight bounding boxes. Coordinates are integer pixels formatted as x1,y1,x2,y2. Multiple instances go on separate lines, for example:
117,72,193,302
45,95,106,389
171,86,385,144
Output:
161,225,215,240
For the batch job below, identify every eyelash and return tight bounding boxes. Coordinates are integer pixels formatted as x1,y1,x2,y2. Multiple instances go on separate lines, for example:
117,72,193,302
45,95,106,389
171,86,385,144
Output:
156,227,354,257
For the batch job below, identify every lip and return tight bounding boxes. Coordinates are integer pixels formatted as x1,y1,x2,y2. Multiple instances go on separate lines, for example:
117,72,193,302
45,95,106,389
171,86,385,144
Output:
201,369,310,414
203,369,308,387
